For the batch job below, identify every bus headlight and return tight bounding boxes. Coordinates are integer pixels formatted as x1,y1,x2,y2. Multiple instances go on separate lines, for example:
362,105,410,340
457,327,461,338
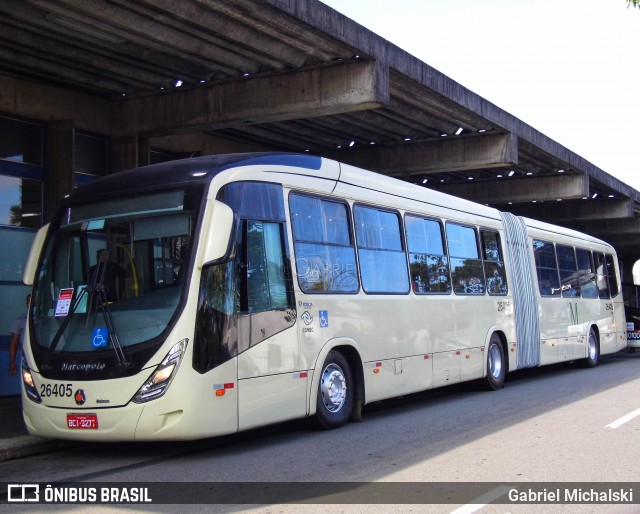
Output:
132,339,188,404
22,354,42,404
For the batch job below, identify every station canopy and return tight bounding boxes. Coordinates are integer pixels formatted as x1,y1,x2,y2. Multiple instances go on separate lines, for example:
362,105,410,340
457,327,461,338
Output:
1,0,638,259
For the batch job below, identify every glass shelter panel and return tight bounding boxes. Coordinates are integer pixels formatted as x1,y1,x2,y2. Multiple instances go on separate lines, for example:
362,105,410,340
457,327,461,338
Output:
0,116,43,165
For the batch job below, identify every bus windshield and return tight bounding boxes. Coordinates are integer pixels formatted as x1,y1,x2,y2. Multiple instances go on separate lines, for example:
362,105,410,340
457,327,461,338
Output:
31,188,200,374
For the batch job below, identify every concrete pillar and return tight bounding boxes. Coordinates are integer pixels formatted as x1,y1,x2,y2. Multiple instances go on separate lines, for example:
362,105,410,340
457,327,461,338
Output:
112,135,138,172
45,120,74,221
112,135,152,172
138,137,151,167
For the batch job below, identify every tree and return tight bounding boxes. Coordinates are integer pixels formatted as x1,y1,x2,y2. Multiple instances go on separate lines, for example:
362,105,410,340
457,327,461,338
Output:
629,0,640,9
9,205,22,226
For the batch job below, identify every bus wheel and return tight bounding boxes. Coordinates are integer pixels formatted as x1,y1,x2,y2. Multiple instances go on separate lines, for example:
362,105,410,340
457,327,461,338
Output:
485,334,505,390
314,350,353,430
584,328,600,368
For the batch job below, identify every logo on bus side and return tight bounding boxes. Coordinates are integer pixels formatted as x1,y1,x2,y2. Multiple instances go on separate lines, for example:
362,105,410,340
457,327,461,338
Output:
301,311,313,325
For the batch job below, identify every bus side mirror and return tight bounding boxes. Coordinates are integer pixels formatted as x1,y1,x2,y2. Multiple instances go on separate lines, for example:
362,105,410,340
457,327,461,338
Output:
199,200,235,268
23,223,49,286
633,260,640,286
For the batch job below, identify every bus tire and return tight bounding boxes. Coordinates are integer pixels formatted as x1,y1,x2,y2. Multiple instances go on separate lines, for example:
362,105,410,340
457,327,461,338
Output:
485,334,505,390
314,350,353,430
584,327,600,368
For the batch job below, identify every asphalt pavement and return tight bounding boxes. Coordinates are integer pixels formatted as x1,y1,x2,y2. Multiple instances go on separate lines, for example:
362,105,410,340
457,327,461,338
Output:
0,395,76,462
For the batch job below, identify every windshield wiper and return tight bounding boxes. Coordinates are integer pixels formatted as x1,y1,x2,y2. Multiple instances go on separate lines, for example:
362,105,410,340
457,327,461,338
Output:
86,257,130,368
44,258,130,369
42,285,89,371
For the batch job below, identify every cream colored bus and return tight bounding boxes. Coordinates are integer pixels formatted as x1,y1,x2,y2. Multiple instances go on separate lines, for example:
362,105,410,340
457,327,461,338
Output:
20,153,627,440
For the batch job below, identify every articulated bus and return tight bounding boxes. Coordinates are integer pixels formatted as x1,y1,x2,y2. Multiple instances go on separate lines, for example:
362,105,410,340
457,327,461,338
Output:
20,153,627,441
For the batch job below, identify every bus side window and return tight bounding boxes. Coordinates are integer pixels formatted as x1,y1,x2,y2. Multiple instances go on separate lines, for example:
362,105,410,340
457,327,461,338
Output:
244,220,291,313
238,219,296,352
195,182,298,373
481,229,507,296
194,259,239,374
575,248,598,298
556,244,580,298
533,240,560,297
605,253,620,297
289,193,358,293
446,223,485,295
354,205,409,294
405,215,450,294
593,252,610,299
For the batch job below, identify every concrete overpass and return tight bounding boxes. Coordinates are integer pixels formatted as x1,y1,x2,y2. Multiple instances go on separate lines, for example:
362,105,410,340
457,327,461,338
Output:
0,0,638,264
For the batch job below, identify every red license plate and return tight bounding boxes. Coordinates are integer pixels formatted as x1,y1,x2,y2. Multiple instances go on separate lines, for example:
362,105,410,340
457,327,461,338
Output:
67,413,98,429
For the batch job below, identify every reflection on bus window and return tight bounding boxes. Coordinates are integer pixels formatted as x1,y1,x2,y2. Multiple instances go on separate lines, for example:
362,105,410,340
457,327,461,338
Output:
556,244,580,298
405,215,450,294
289,193,358,293
533,240,560,297
195,213,296,373
594,252,610,299
447,223,485,295
575,248,598,298
0,176,42,228
605,254,620,297
481,230,507,296
354,205,409,294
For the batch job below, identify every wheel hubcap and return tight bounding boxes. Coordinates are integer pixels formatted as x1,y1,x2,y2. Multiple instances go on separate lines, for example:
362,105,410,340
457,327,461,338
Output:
588,333,597,360
489,344,502,379
320,363,346,413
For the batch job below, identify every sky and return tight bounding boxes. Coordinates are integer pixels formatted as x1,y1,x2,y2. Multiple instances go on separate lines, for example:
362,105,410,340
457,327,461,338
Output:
320,0,640,190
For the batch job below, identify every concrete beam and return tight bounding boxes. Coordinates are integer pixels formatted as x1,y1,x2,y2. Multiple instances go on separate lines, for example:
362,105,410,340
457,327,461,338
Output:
568,218,640,236
0,75,111,134
114,61,389,136
614,245,640,260
150,132,269,156
502,199,635,222
322,132,517,174
269,0,636,201
602,234,640,246
430,174,589,205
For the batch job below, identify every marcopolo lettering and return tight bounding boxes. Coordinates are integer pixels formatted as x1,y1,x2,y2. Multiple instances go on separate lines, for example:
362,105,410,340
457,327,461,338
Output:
61,362,106,371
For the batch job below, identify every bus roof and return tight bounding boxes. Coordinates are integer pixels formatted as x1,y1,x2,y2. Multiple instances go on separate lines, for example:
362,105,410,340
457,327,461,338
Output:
60,152,613,251
64,153,322,204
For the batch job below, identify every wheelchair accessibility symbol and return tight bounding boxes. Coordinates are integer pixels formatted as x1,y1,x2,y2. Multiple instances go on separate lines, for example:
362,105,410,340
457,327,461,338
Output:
92,328,109,348
319,310,329,328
